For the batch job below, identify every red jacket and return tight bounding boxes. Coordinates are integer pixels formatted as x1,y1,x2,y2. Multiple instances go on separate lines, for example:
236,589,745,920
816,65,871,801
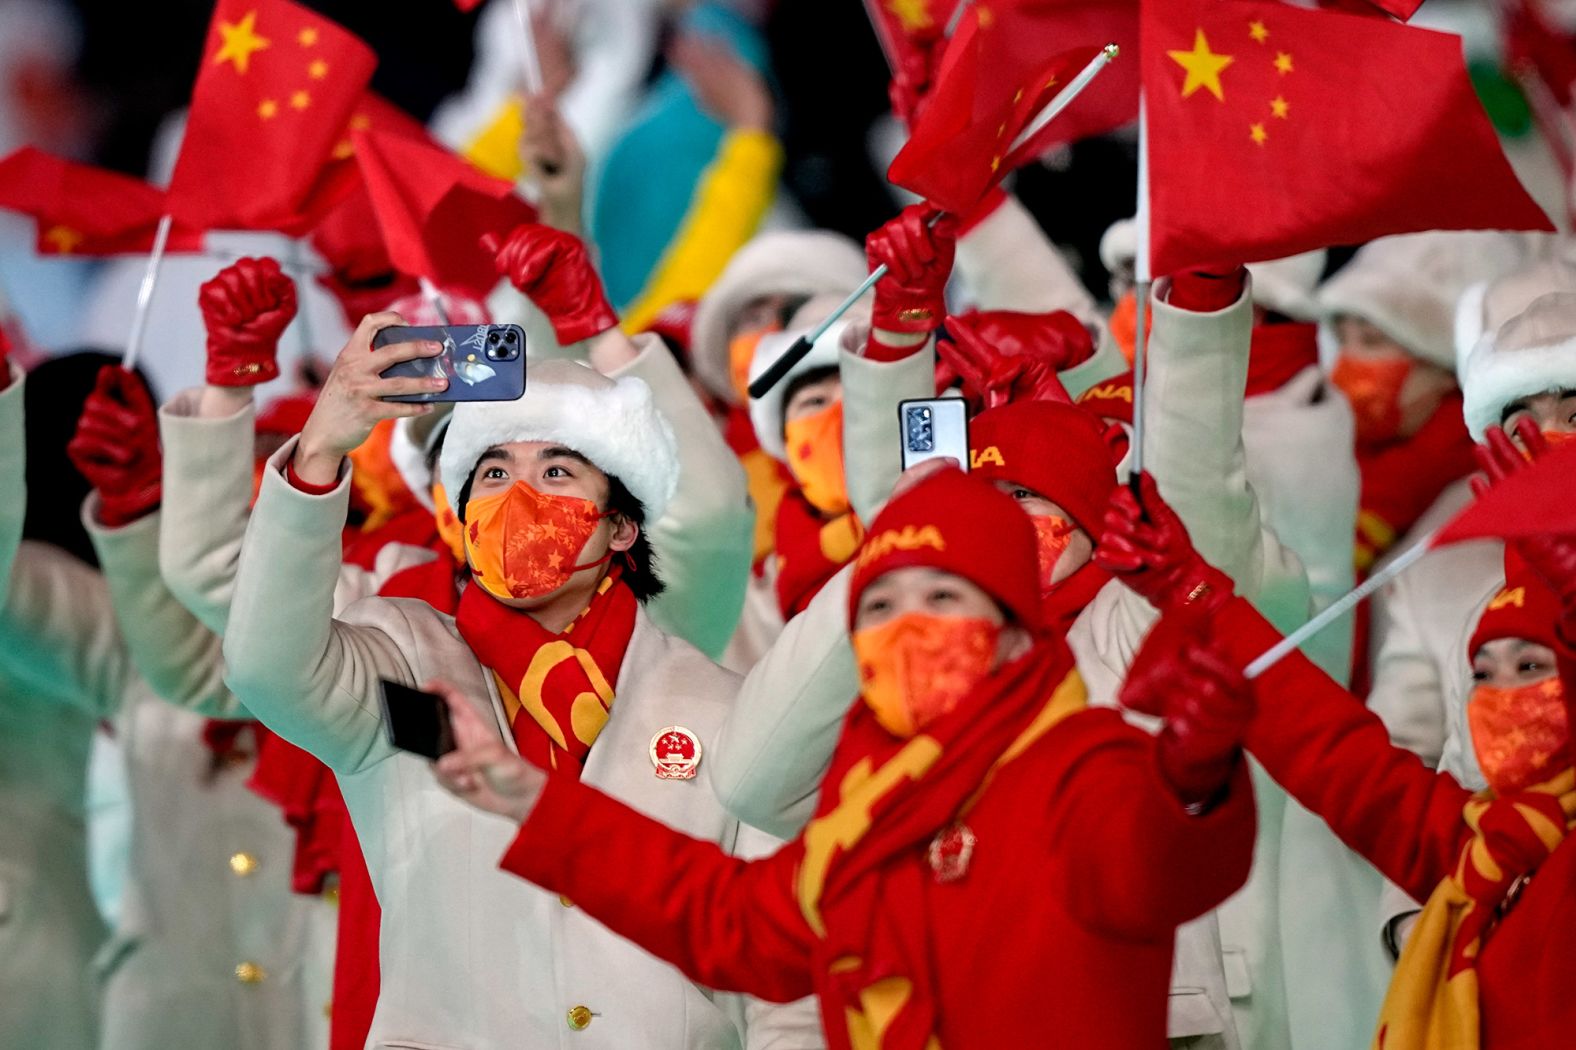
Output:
1217,597,1576,1049
501,706,1254,1048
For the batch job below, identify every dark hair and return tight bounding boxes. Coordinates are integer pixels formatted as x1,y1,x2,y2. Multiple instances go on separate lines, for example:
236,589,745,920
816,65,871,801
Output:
23,350,155,569
779,363,840,436
455,460,664,604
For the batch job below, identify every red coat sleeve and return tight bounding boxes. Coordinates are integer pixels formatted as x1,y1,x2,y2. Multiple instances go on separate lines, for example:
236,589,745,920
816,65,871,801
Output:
500,774,818,1003
1047,711,1256,940
1214,596,1473,900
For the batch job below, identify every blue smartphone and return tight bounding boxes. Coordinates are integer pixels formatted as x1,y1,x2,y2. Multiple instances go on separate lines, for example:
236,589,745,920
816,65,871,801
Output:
375,323,527,403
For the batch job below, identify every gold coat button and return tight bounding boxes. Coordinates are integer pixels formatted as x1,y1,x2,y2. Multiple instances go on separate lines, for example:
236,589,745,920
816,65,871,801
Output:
322,885,340,907
234,962,267,984
566,1005,593,1030
229,852,259,876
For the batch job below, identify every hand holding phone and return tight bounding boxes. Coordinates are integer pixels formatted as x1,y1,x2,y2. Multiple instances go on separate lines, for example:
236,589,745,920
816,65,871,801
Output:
898,397,969,472
375,323,527,403
380,679,456,759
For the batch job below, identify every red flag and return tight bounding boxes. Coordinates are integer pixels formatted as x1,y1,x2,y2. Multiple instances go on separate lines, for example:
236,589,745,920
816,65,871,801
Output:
352,127,537,298
863,0,963,72
0,147,204,256
1433,440,1576,547
452,0,487,10
888,3,1107,215
304,93,432,270
1143,0,1552,277
166,0,377,235
1318,0,1426,20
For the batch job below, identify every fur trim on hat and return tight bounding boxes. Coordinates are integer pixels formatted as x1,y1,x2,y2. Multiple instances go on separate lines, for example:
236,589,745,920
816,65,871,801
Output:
748,319,849,462
438,359,679,521
1461,292,1576,440
690,229,867,404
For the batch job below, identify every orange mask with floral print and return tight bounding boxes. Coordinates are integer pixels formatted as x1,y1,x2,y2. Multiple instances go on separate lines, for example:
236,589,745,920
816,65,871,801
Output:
463,481,612,601
1469,677,1571,796
784,399,850,516
1540,429,1576,450
431,482,467,562
1330,354,1412,445
853,613,999,737
728,326,778,403
1032,514,1077,593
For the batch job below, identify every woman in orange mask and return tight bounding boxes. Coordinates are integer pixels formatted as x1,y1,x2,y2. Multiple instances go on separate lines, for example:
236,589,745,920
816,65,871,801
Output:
429,467,1256,1050
1098,436,1576,1050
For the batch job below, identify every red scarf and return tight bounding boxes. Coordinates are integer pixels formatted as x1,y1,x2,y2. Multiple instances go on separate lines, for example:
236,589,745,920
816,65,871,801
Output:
379,549,462,615
775,489,865,619
1354,391,1475,574
454,569,638,776
797,638,1087,1050
1042,559,1111,635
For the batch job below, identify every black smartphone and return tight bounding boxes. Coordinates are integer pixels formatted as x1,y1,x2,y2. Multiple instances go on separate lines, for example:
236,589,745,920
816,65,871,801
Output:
898,397,970,472
375,323,527,403
378,679,456,759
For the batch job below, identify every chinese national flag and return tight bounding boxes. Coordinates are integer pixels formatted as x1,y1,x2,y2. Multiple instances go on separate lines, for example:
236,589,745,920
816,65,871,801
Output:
0,147,204,256
352,128,538,298
166,0,376,235
863,0,964,71
888,2,1106,215
1433,439,1576,547
1144,0,1552,277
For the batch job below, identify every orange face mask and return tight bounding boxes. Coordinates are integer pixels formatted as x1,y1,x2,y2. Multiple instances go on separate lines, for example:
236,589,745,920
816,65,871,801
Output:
1108,289,1151,367
728,326,777,403
784,399,850,516
1540,429,1576,449
852,612,1000,737
1330,354,1412,446
1469,677,1571,796
1032,514,1078,594
431,482,467,563
463,481,611,601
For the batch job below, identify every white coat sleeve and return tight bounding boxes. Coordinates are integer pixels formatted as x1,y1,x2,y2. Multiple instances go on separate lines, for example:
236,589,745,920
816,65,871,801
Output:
221,441,413,774
610,333,753,660
840,341,937,525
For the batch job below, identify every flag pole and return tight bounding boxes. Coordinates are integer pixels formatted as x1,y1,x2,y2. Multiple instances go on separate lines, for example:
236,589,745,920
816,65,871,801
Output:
942,0,973,37
287,238,315,363
1243,533,1434,679
512,0,545,96
747,43,1121,402
1129,99,1151,490
419,275,453,326
122,213,174,374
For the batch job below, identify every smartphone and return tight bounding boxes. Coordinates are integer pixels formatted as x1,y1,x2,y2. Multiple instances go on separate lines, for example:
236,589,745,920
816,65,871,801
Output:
379,679,456,759
375,323,527,403
898,397,970,472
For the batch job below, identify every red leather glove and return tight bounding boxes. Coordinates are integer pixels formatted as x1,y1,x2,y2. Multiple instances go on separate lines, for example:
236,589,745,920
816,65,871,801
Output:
482,223,617,345
67,365,161,527
937,309,1090,411
1095,471,1234,614
1476,420,1576,608
867,205,956,334
1122,634,1252,808
198,257,298,387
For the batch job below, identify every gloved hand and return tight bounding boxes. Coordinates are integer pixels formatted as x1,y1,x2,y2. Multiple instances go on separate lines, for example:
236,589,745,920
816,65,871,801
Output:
1475,420,1576,608
67,365,162,527
1095,472,1234,615
481,223,618,345
198,257,298,387
1121,634,1252,807
938,310,1090,411
867,205,956,334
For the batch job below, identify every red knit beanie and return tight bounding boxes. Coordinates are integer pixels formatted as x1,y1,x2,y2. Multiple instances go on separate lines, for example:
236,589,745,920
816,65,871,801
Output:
849,467,1043,634
1075,370,1134,425
1468,550,1562,659
969,400,1123,539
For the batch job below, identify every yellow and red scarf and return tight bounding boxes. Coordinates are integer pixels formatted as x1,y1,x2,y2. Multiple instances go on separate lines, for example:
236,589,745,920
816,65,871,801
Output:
795,639,1087,1050
454,569,638,777
1375,768,1576,1050
775,489,865,619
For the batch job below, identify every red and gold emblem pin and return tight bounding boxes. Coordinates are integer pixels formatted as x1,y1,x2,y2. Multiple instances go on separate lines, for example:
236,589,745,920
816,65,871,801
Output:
650,726,702,781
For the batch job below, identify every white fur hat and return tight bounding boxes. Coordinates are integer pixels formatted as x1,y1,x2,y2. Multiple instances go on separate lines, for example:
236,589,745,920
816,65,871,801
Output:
690,229,868,404
439,359,679,521
1318,231,1534,370
1461,292,1576,440
1453,240,1576,377
748,316,850,463
1246,251,1326,321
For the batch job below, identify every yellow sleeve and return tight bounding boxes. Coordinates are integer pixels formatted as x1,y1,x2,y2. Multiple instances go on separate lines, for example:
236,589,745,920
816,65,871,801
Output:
621,127,783,332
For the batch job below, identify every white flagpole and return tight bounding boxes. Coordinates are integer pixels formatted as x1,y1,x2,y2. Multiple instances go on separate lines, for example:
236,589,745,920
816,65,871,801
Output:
1130,99,1151,484
122,214,174,374
512,0,545,96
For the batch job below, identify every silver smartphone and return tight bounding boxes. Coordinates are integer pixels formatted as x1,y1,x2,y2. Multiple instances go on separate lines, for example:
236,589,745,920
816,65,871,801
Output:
898,397,970,472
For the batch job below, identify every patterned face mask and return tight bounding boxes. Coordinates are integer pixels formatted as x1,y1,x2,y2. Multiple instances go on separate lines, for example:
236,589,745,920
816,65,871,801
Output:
784,399,850,516
431,481,467,562
1330,353,1412,445
1469,676,1571,797
853,612,1000,737
1032,514,1078,594
463,480,611,601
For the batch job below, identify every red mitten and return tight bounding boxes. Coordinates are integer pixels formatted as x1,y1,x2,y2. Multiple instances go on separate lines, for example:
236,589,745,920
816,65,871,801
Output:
199,257,298,387
867,204,956,334
1123,637,1252,806
67,365,162,527
482,223,617,345
1095,472,1234,614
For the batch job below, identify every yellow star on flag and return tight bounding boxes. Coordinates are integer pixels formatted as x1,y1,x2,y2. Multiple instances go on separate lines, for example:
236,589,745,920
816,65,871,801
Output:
298,27,319,47
885,0,932,33
43,225,82,253
309,59,328,80
1270,96,1289,119
1249,122,1267,145
257,98,279,120
1275,51,1294,74
332,138,353,160
213,10,271,74
1248,20,1268,43
1169,29,1234,101
291,90,311,110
